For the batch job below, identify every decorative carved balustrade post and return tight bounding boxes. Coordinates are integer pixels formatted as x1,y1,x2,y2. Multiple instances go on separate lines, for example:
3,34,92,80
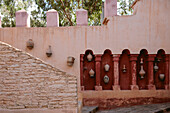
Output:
165,55,169,90
147,55,156,90
112,55,120,90
130,55,139,90
80,54,84,91
95,55,102,91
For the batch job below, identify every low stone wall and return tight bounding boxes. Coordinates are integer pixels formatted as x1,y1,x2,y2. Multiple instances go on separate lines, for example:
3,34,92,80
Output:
82,90,170,110
0,41,77,113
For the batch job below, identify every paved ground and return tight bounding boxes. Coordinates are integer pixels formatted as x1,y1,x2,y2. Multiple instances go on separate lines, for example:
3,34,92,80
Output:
82,106,99,113
96,102,170,113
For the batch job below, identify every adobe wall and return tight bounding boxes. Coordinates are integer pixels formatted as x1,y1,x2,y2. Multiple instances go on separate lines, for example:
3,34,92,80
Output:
0,41,77,113
0,0,170,91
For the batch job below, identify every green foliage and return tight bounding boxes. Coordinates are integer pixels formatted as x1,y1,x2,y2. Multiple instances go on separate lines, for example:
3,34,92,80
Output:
0,0,134,27
117,0,134,15
83,0,102,26
0,0,33,27
33,0,102,26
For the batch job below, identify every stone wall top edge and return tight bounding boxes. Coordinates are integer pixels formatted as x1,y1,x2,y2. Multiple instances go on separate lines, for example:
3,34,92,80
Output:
0,25,104,29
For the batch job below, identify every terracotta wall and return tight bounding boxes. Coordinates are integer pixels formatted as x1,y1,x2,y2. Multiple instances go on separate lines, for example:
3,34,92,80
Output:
0,41,77,113
83,90,170,110
0,0,170,90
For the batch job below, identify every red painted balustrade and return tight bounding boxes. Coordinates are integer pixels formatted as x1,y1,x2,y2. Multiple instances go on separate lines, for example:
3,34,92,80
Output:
80,49,169,91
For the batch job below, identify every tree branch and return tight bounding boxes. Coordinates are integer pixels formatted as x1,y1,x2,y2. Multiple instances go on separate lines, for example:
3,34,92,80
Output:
78,0,80,9
82,0,83,8
56,0,73,26
90,0,99,14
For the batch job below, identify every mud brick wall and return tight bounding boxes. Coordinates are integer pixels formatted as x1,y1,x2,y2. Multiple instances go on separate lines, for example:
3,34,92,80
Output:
0,41,77,110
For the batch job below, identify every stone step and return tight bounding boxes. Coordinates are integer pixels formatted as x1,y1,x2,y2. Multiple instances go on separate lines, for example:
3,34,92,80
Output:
96,102,170,113
82,106,99,113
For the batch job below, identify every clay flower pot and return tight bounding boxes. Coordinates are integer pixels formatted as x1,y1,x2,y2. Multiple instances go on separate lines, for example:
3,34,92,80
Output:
154,63,159,72
89,69,95,78
87,53,93,62
67,56,75,66
122,65,127,73
104,64,110,72
139,65,145,79
46,45,52,57
103,75,109,84
26,39,34,50
159,74,165,81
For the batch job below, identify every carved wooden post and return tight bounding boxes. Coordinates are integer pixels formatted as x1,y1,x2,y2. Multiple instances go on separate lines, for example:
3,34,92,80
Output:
147,55,156,90
112,55,120,90
80,54,84,91
130,55,139,90
165,55,169,90
95,55,102,91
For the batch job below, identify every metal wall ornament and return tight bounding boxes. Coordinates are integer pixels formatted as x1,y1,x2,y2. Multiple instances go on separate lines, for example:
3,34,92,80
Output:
140,58,144,64
157,58,161,62
26,39,34,50
103,75,109,84
159,74,165,81
87,53,93,62
67,56,75,66
104,64,110,72
46,45,52,57
154,63,159,72
122,65,127,73
89,69,95,78
139,65,145,79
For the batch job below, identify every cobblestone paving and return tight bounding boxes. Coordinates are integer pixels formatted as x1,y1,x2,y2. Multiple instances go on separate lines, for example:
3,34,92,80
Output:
97,102,170,113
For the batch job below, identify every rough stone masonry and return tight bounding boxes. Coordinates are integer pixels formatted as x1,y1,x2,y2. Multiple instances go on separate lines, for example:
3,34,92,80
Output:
0,41,77,112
